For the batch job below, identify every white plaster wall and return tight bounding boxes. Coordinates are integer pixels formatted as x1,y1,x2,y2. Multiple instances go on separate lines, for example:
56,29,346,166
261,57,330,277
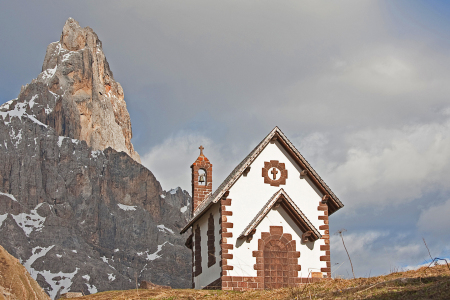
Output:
226,141,326,277
193,203,221,289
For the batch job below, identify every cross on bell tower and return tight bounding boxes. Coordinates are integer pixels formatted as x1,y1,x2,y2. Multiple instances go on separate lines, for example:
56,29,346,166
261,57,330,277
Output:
191,145,213,213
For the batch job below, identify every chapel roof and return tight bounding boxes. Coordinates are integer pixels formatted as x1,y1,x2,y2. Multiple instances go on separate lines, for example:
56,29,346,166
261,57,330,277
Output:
180,126,343,234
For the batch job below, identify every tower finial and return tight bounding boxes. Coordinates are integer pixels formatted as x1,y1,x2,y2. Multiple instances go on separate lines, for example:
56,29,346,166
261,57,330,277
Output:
199,145,204,156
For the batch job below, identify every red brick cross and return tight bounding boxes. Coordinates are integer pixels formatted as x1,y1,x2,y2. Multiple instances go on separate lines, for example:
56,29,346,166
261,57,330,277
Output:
271,168,278,180
199,145,204,156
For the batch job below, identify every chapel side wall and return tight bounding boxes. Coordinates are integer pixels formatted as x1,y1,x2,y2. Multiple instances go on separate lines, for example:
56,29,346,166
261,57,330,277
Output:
225,141,328,279
192,204,221,289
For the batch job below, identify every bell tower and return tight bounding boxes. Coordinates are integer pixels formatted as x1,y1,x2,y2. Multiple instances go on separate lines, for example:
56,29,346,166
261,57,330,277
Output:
191,145,213,213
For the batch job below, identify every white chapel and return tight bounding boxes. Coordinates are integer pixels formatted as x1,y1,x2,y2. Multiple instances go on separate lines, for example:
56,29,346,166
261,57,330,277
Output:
180,127,344,290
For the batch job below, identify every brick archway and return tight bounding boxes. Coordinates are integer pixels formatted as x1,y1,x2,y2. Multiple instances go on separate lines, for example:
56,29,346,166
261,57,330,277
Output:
264,239,290,288
253,226,301,289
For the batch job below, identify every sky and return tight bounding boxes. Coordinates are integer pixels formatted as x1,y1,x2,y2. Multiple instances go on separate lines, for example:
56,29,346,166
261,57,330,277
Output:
2,0,450,279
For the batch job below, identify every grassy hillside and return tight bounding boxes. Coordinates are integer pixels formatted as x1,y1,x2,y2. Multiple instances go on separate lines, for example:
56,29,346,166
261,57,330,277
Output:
71,264,450,300
0,245,51,300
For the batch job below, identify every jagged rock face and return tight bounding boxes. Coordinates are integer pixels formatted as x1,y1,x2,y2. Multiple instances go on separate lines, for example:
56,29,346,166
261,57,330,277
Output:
34,17,140,162
0,18,192,299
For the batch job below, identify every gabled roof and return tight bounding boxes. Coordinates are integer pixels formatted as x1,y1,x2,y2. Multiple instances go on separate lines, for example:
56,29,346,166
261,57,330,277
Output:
239,189,321,241
180,126,343,234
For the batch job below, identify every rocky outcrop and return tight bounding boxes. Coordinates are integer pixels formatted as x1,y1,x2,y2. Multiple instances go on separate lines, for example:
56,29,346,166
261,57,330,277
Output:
0,244,51,300
28,17,140,162
0,18,192,299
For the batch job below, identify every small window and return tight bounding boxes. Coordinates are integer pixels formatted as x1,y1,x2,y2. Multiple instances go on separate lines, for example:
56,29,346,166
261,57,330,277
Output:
207,213,216,267
194,225,202,276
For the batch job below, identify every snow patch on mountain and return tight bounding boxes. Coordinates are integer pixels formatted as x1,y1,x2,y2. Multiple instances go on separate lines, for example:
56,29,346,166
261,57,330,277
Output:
22,245,79,299
169,187,180,195
0,214,7,227
117,204,136,211
157,224,174,234
11,204,46,237
144,242,173,261
0,192,17,202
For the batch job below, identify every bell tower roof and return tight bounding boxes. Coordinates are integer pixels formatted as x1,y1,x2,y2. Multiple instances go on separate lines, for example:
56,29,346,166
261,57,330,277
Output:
192,145,211,165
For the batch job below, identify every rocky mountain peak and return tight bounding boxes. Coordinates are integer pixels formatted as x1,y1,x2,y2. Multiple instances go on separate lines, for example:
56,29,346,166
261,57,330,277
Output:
0,18,191,299
28,17,141,162
60,17,98,52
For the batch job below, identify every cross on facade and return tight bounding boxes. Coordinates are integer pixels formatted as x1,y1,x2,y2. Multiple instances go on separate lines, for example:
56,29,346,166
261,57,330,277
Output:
271,168,278,180
199,145,204,156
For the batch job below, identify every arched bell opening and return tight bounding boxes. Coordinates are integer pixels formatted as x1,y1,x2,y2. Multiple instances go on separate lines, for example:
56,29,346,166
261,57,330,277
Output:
198,168,207,186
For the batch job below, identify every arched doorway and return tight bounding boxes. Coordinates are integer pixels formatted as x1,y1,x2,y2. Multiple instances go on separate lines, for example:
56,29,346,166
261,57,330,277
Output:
252,226,301,289
264,239,289,289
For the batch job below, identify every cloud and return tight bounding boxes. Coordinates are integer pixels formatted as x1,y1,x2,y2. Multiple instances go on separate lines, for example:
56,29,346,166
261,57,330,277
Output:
320,115,450,211
140,131,237,191
331,231,427,278
417,198,450,234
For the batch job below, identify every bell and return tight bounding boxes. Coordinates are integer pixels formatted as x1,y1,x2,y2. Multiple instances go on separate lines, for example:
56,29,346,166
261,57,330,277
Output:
199,173,206,183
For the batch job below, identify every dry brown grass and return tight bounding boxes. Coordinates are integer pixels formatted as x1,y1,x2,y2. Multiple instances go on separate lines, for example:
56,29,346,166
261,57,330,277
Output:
69,264,450,300
0,245,51,300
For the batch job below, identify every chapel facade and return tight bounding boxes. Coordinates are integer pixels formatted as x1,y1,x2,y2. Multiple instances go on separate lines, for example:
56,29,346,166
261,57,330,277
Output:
181,127,344,290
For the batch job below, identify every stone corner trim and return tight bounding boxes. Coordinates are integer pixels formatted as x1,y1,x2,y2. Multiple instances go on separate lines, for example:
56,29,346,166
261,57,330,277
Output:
220,197,235,289
318,200,331,278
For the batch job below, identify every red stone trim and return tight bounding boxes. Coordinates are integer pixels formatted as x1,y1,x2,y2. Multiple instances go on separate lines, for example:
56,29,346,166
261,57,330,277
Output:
318,198,331,278
262,160,288,187
220,196,234,288
207,213,216,267
219,199,315,291
194,224,202,277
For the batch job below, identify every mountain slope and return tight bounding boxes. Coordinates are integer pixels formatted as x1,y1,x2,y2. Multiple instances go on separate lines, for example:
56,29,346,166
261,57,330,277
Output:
0,18,191,299
0,244,51,300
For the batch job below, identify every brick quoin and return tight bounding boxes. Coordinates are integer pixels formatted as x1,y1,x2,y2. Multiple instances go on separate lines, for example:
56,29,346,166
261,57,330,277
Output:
221,197,236,290
318,199,331,278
